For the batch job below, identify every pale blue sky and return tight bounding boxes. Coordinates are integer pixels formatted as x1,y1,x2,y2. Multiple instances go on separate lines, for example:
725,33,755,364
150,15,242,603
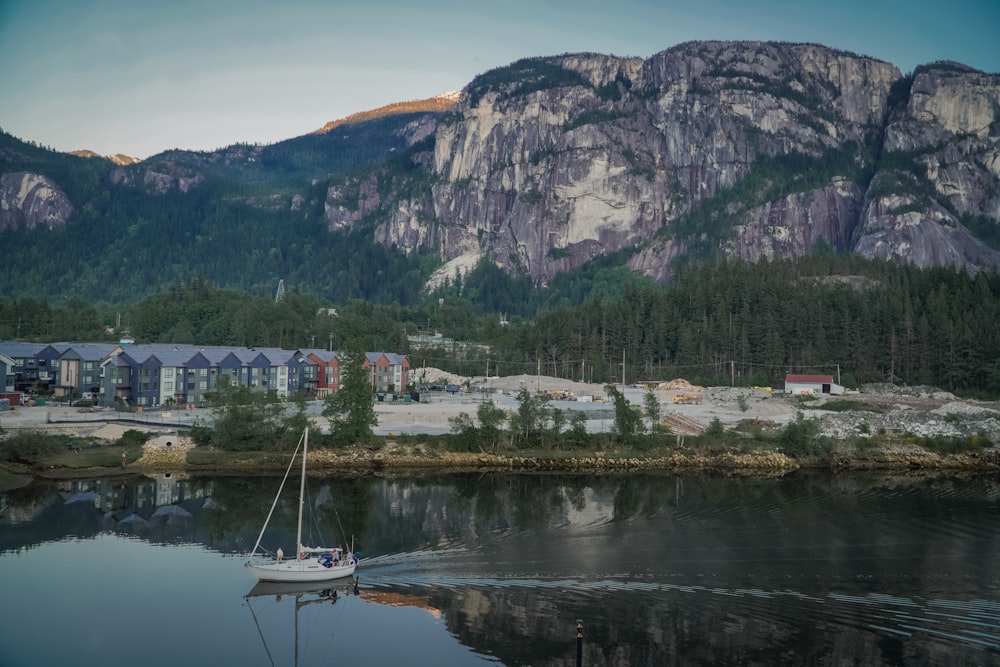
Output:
1,0,997,159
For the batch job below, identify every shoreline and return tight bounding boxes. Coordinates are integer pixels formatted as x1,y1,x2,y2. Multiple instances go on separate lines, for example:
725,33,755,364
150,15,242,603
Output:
4,378,999,490
4,443,994,492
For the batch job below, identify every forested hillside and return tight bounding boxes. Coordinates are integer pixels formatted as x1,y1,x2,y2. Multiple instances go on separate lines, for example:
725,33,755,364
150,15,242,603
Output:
4,42,999,306
0,118,439,303
2,255,998,396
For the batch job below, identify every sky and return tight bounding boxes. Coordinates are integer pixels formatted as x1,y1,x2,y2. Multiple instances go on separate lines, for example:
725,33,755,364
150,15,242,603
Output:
1,0,997,159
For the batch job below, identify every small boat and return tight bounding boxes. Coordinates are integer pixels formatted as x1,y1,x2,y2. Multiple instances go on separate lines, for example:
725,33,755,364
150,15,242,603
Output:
245,428,358,583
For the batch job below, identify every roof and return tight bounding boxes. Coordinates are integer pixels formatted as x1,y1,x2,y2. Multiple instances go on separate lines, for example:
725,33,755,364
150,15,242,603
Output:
57,343,121,361
0,341,51,358
366,351,409,365
304,349,337,363
785,374,834,384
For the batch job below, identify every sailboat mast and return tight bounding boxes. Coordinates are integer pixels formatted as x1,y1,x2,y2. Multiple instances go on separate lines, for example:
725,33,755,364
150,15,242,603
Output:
296,428,308,557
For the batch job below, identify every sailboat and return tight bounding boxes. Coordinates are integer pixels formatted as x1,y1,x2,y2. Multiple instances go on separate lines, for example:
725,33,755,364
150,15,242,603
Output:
245,428,358,583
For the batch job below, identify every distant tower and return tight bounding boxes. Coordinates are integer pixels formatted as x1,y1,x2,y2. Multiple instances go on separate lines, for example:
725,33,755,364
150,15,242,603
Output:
275,279,286,303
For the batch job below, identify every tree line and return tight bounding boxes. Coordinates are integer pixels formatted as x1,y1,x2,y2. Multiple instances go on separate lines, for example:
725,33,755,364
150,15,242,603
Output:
1,254,998,397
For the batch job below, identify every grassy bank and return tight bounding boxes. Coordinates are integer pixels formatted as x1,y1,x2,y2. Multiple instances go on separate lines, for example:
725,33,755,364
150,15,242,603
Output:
3,425,998,488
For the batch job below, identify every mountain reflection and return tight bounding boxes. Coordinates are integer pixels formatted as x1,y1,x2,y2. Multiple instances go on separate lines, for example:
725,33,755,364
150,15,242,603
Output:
3,471,1000,665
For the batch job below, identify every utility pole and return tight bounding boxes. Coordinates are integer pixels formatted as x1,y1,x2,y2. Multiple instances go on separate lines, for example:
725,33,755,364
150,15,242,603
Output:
537,357,541,392
837,364,841,385
731,360,735,387
621,349,625,387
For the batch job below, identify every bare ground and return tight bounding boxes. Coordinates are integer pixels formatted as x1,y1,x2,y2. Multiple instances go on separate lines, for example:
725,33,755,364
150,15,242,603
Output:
3,373,999,481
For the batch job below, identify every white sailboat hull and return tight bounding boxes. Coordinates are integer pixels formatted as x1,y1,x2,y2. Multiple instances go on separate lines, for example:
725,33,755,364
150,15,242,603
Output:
247,429,359,584
246,559,357,583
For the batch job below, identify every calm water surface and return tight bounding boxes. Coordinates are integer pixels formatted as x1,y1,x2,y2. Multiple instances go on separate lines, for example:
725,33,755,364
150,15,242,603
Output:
2,471,999,666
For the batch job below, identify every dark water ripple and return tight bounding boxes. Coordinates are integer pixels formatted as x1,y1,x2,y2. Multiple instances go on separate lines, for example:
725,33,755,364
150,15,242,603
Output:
360,552,1000,653
352,473,1000,661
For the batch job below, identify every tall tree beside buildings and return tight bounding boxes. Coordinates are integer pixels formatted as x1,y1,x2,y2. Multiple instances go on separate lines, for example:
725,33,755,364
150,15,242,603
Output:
322,344,378,446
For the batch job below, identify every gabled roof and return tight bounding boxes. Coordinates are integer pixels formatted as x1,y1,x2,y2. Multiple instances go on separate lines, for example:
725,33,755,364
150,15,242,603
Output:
0,341,51,358
199,347,244,364
101,354,132,368
305,349,338,363
366,351,408,365
251,347,298,365
57,343,120,361
785,374,834,384
150,348,202,367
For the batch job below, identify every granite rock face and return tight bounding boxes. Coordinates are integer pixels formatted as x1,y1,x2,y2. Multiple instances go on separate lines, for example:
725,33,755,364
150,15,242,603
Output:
108,159,206,194
324,42,1000,283
5,42,997,285
855,63,1000,271
0,172,74,231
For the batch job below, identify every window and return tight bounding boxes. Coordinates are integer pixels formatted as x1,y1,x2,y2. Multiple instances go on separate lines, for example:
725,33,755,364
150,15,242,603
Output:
163,381,173,392
163,368,174,379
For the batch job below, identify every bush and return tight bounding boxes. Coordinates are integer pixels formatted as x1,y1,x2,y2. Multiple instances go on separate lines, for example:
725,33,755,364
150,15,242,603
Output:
778,413,830,456
912,433,992,455
0,431,73,464
704,417,725,437
818,400,883,413
117,429,152,447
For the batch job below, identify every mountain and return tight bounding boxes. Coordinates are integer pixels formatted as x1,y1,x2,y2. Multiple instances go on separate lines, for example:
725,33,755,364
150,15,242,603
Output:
1,41,998,304
69,150,141,166
325,42,1000,284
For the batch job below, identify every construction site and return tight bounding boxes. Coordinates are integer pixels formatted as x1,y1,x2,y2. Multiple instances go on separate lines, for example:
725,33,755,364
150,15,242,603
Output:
4,370,999,446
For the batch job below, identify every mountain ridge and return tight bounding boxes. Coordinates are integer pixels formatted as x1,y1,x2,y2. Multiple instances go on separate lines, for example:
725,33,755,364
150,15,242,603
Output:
1,40,998,304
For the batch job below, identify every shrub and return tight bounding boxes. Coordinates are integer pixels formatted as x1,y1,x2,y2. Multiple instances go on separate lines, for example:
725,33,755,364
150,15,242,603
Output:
0,431,73,464
704,417,725,437
914,433,992,455
819,400,883,413
778,412,830,456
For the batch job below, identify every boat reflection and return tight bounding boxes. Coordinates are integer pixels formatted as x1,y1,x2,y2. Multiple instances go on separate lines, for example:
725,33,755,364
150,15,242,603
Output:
244,578,360,667
244,578,358,600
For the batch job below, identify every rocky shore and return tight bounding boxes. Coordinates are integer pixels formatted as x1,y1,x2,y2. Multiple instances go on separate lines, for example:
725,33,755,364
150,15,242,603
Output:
122,438,999,476
5,378,999,488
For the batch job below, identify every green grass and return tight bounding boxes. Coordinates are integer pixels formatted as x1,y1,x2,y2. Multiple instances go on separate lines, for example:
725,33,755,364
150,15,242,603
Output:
815,400,884,413
40,442,144,469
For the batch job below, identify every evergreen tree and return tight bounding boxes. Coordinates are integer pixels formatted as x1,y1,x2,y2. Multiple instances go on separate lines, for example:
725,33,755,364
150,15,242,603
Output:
643,390,663,432
322,344,377,446
605,385,644,444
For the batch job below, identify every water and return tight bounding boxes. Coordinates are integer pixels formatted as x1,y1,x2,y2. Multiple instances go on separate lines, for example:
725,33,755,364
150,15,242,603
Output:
2,471,999,666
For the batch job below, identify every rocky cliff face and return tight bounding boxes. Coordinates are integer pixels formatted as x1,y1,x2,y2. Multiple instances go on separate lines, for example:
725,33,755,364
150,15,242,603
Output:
324,42,1000,283
0,172,74,231
108,158,206,194
855,63,1000,271
3,41,997,287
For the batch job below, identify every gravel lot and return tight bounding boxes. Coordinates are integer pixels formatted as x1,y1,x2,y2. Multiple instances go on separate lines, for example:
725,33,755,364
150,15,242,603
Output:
3,372,997,443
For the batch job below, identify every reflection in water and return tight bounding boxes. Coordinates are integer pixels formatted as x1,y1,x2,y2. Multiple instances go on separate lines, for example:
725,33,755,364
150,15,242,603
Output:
3,471,1000,665
244,579,359,667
